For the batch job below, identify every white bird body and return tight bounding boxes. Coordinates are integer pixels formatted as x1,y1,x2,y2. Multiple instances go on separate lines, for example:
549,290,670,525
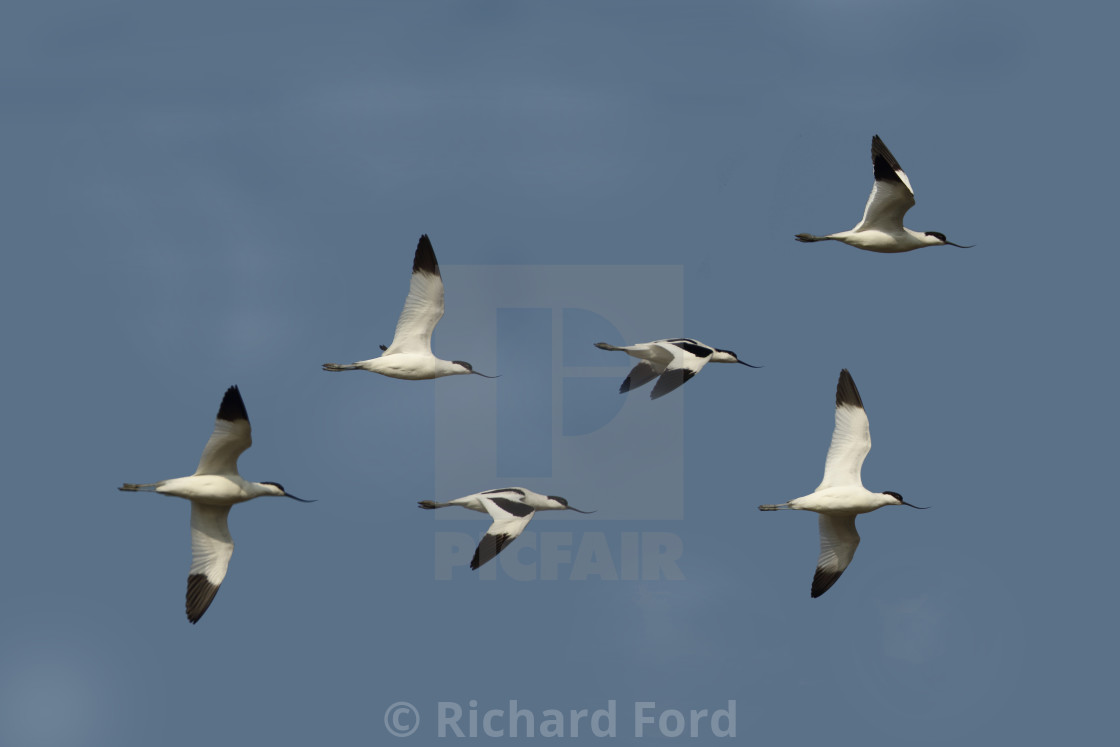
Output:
758,369,926,597
323,234,496,380
795,135,972,253
785,486,897,515
594,338,759,399
119,386,311,623
149,475,278,506
419,487,593,570
337,352,466,380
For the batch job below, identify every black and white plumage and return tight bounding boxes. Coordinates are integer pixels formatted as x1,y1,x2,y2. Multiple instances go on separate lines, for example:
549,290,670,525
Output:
418,488,594,570
758,370,927,597
322,234,497,379
795,135,973,253
594,338,759,399
119,386,312,623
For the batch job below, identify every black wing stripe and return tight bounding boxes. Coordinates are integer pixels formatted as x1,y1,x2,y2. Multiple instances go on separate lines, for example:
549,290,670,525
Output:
669,341,712,358
481,487,526,498
489,497,535,517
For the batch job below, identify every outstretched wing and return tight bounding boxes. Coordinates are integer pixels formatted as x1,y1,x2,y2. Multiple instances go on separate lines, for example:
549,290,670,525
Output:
854,135,916,233
812,514,861,598
620,361,660,393
650,369,696,399
471,496,536,570
195,386,252,476
649,340,711,399
816,369,871,491
187,502,234,623
384,235,445,356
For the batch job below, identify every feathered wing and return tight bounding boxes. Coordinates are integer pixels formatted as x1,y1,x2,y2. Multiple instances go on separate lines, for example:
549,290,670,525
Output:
470,496,536,570
854,136,916,232
597,340,676,394
812,514,861,598
187,503,234,623
195,386,252,476
620,361,661,393
650,368,697,399
384,235,445,356
816,369,871,491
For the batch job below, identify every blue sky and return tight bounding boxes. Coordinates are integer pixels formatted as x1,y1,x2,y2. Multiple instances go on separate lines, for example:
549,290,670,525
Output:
2,1,1117,744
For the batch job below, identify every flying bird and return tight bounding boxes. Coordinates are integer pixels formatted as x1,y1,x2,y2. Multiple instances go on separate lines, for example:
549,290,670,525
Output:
119,386,312,622
419,487,594,570
322,234,497,379
594,338,760,399
758,369,927,597
795,135,973,253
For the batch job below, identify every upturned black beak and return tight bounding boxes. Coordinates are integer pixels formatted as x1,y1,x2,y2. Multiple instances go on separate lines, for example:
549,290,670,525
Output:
471,371,501,378
285,493,317,503
737,360,762,368
945,241,975,248
900,500,929,509
565,506,596,514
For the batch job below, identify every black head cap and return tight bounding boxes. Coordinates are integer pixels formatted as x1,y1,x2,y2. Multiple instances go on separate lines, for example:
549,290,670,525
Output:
260,481,286,492
884,490,928,509
549,496,568,506
452,360,473,371
924,231,974,248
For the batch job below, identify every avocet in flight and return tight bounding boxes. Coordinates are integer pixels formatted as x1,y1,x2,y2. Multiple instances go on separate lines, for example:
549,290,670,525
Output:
594,338,760,399
795,135,973,253
323,234,497,379
758,370,927,597
419,488,594,570
119,386,312,623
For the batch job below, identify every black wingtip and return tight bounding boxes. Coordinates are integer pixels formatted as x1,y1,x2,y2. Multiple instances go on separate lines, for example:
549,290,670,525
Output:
186,574,221,623
413,234,441,277
470,533,514,570
836,369,864,409
216,386,249,423
811,568,843,598
870,135,904,183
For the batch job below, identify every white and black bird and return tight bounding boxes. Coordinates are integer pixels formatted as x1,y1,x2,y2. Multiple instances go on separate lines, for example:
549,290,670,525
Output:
322,234,497,379
594,338,760,399
758,370,927,597
119,386,312,623
419,488,594,570
795,135,973,253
